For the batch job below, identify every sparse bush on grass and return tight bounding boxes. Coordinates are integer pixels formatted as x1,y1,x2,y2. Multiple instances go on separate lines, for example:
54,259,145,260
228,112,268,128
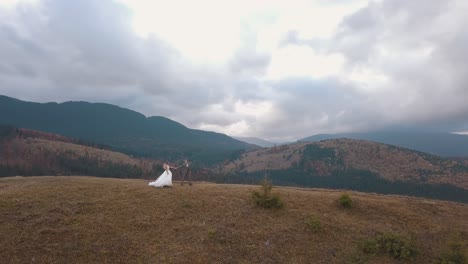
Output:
436,239,468,264
359,232,418,261
252,177,284,209
305,216,321,232
180,200,192,209
361,239,379,255
339,193,353,209
208,228,217,239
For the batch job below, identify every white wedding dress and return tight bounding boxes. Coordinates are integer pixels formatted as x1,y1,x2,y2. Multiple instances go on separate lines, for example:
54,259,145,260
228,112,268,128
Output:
148,165,173,187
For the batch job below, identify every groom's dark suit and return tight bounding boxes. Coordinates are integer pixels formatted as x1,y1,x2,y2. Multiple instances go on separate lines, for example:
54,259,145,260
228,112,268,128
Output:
180,161,192,185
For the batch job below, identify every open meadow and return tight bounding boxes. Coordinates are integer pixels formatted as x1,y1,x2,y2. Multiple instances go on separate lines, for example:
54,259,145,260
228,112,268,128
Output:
1,176,467,263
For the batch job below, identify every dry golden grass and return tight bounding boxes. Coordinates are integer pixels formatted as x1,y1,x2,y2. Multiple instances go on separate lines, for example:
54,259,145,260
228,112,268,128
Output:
1,176,467,263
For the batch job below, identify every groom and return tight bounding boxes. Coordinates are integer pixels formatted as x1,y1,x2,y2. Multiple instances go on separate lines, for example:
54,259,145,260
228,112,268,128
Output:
180,159,192,186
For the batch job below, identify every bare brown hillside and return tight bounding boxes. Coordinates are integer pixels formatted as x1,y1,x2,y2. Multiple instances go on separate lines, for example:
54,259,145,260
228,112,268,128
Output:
320,139,468,188
224,143,307,172
0,127,159,177
2,137,139,167
222,139,468,190
0,176,467,263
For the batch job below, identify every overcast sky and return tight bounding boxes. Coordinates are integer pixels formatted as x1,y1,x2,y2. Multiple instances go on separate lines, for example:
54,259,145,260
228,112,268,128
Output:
1,0,467,141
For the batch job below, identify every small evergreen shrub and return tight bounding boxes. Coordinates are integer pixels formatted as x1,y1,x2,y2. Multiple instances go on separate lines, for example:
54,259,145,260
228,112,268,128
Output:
436,240,468,264
305,216,322,232
339,193,353,208
252,177,284,209
360,233,418,260
378,233,417,259
208,228,217,239
361,239,379,255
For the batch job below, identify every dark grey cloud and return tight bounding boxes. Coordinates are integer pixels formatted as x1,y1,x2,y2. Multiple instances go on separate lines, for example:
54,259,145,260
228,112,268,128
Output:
270,0,468,139
1,0,156,101
327,0,468,132
246,77,383,141
1,0,468,142
0,0,248,128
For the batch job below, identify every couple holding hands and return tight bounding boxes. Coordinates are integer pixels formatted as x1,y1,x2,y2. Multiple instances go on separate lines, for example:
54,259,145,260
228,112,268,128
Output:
148,159,192,188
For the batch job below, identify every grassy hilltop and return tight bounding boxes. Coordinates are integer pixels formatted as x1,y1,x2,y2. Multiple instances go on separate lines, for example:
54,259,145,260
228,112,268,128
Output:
1,176,468,263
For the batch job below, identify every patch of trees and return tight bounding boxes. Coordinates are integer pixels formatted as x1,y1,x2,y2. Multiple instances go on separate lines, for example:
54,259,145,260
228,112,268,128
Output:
301,144,344,167
0,125,16,141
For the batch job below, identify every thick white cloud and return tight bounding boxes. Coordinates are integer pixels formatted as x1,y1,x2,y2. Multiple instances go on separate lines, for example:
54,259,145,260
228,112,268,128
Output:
329,0,468,130
1,0,467,141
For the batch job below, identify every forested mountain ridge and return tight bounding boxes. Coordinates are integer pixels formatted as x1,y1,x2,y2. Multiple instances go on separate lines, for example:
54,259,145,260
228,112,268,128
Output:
2,125,468,203
216,139,468,203
0,95,257,164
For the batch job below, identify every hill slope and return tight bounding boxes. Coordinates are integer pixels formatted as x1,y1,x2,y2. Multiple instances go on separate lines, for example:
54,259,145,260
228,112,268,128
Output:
302,131,468,157
1,176,467,263
0,95,256,164
217,139,468,203
0,126,159,178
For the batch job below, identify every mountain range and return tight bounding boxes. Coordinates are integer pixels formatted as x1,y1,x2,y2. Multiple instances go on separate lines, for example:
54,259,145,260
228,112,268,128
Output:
216,139,468,203
0,95,256,164
2,95,468,203
2,123,468,203
302,131,468,157
4,95,468,161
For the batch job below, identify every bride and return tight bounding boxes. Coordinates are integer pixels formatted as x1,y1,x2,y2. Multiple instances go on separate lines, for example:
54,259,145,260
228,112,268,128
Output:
148,161,175,188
